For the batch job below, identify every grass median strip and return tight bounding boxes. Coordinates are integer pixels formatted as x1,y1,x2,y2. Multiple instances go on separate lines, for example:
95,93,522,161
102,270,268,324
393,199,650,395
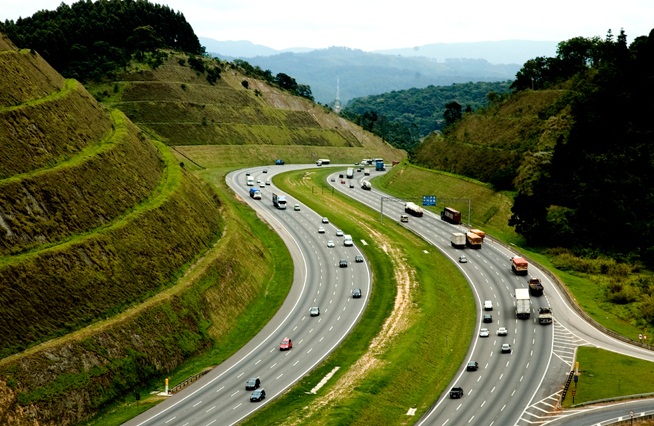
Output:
242,168,474,425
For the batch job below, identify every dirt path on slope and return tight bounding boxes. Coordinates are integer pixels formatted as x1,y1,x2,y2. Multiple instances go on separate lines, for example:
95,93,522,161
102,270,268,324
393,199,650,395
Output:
293,227,416,422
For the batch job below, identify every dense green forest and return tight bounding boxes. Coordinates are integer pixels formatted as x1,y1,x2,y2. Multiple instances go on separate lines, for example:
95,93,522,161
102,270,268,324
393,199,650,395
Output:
508,29,654,263
340,81,512,150
1,0,202,81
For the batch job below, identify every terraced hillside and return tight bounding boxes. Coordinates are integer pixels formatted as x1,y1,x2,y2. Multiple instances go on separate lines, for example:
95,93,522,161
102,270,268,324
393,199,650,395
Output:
0,35,226,425
98,52,404,166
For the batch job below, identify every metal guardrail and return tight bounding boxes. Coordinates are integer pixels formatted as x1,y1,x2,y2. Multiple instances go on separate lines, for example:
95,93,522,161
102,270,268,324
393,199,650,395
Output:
169,369,211,394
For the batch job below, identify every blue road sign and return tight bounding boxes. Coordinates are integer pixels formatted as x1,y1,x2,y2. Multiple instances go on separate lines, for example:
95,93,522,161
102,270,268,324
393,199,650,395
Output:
422,195,436,206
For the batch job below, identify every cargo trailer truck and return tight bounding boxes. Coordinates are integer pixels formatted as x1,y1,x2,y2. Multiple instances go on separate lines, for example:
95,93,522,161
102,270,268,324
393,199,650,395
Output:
515,288,531,319
451,233,466,249
404,202,424,217
465,232,483,249
346,167,354,178
441,207,462,224
511,257,529,275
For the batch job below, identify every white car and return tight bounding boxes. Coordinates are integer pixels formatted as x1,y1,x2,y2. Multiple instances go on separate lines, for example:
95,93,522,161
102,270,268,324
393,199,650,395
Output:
497,327,508,336
309,307,320,316
294,204,300,211
327,240,335,248
479,328,490,337
318,226,325,234
458,255,468,263
501,343,511,353
322,217,329,223
336,229,344,236
259,182,265,188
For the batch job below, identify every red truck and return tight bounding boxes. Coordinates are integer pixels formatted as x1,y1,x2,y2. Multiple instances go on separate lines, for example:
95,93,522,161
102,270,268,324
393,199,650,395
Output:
441,207,461,224
511,257,528,275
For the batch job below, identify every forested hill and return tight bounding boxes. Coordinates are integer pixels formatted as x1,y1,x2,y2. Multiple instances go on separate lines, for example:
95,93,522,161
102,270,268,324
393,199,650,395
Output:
1,0,202,81
340,81,512,150
415,28,654,264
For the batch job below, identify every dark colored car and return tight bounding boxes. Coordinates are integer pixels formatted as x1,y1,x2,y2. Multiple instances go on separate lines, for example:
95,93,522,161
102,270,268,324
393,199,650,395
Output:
466,361,479,371
483,313,493,323
245,377,260,390
352,288,362,298
339,259,348,268
450,387,464,398
250,388,266,402
355,255,364,263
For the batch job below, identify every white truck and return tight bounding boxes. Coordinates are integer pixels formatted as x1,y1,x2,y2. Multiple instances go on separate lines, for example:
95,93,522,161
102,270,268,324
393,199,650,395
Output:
316,159,330,166
404,202,424,217
361,181,371,190
450,233,466,249
346,167,354,179
246,176,254,186
343,235,353,246
364,168,370,176
515,288,531,319
272,193,287,210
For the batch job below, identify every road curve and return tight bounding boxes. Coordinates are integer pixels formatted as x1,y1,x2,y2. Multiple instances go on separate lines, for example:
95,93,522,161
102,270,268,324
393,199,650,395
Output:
125,164,371,426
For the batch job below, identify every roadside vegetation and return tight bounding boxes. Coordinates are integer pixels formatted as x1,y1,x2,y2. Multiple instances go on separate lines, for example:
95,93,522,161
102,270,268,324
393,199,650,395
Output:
561,346,654,407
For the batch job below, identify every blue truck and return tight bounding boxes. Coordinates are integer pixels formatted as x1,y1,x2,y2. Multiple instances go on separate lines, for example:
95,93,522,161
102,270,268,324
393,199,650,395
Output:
272,193,287,209
249,187,261,200
375,160,385,171
275,159,285,165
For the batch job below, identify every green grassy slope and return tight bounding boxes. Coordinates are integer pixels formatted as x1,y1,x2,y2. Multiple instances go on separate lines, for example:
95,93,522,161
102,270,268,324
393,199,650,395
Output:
0,80,111,178
0,110,165,255
0,49,65,106
412,89,572,188
98,52,406,163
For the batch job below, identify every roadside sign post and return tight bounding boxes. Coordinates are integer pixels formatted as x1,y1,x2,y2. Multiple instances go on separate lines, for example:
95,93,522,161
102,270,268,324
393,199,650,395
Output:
422,195,436,207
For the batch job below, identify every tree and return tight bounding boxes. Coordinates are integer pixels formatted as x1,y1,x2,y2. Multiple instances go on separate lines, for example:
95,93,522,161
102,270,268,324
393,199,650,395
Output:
443,101,462,127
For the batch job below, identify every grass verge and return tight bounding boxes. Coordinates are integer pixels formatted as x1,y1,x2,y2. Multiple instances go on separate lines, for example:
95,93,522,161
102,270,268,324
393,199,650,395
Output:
562,346,654,407
242,167,474,425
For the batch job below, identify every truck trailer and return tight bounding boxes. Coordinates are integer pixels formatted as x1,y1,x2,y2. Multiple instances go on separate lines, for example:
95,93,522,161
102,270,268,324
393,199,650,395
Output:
465,232,483,249
470,228,486,240
441,207,462,224
249,187,262,200
404,202,424,217
451,233,466,249
511,257,529,275
515,288,531,319
316,159,330,166
375,160,385,171
272,193,287,209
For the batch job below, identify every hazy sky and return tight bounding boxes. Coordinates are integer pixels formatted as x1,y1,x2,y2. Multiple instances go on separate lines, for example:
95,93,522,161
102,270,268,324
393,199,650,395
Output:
3,0,653,51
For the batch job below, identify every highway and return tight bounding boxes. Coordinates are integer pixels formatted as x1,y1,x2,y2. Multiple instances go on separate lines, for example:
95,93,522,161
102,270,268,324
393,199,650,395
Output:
328,165,654,426
127,163,654,426
328,167,554,426
126,164,371,426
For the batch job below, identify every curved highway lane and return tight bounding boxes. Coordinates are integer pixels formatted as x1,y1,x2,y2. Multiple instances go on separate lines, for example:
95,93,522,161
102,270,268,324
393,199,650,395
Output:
328,168,554,426
126,164,371,426
330,166,654,426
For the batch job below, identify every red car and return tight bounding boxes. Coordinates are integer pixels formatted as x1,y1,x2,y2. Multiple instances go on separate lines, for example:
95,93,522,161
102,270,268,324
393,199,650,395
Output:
279,337,292,351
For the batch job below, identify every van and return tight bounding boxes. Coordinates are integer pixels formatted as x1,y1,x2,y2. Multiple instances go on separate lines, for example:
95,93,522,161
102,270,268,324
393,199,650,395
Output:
484,300,493,311
343,235,353,246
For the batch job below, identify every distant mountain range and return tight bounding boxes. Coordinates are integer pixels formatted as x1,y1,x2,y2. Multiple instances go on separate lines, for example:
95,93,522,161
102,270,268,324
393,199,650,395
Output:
200,38,558,105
